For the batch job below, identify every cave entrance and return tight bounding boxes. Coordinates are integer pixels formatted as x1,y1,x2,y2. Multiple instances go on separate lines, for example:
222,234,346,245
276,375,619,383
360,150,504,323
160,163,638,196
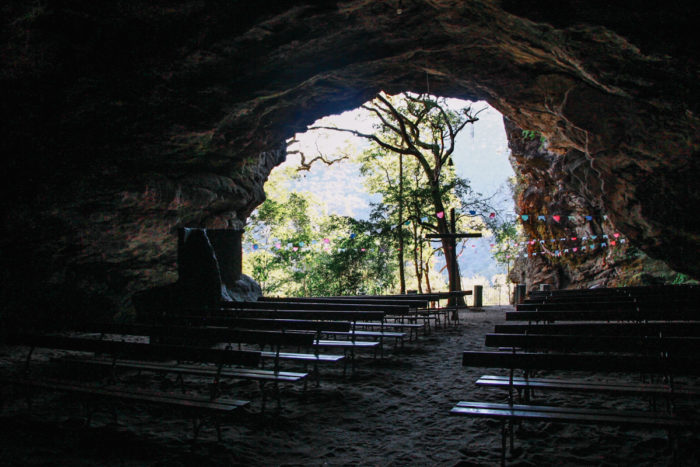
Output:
243,93,516,304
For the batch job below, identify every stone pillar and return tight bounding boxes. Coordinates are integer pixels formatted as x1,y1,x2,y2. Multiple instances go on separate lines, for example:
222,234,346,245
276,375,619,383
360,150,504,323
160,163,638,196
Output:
473,285,483,307
514,284,527,304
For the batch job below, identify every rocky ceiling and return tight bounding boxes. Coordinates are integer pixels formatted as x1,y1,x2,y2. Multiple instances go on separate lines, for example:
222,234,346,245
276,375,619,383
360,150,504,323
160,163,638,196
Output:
1,0,698,316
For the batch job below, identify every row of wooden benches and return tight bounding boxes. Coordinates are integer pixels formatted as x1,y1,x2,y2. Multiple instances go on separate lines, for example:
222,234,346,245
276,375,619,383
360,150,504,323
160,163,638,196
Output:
2,292,466,440
450,285,700,465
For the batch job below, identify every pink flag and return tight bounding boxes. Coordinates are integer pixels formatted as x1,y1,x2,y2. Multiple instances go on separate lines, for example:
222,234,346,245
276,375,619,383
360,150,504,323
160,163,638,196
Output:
436,211,444,219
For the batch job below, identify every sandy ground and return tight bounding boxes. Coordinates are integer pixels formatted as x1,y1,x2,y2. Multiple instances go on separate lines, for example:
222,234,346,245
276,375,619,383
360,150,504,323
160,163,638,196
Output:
1,306,699,466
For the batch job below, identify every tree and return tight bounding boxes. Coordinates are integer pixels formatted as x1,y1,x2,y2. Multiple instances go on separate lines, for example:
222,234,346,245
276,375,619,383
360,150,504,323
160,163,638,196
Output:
312,92,483,304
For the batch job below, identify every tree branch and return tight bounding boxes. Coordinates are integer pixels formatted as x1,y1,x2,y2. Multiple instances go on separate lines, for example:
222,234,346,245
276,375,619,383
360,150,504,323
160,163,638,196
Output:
286,138,351,172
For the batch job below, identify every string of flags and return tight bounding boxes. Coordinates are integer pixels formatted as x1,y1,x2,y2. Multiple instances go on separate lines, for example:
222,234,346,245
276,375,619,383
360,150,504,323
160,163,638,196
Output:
517,214,608,222
246,231,627,257
504,233,626,259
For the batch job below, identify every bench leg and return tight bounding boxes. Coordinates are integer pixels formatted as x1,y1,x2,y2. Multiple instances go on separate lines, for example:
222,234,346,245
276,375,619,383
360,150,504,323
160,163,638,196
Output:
192,417,202,441
500,420,507,466
259,382,267,413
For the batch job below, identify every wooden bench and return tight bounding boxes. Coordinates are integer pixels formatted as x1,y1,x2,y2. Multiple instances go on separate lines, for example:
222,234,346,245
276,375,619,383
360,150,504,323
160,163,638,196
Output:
2,334,261,439
528,284,698,300
454,283,700,464
258,296,430,309
321,329,407,350
0,376,249,441
352,321,424,341
505,309,699,323
494,322,700,337
7,332,305,411
475,374,700,403
312,291,473,325
456,351,700,465
68,324,315,405
483,333,700,354
450,401,700,465
159,317,349,383
166,311,383,375
516,299,694,312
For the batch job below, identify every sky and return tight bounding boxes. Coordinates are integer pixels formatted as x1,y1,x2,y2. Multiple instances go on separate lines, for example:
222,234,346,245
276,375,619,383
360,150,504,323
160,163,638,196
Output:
270,98,515,282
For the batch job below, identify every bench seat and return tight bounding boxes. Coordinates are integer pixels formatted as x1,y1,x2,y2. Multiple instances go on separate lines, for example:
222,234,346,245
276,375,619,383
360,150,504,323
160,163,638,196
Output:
354,321,424,329
0,376,249,440
322,330,406,339
315,339,380,348
59,356,305,411
260,351,344,363
451,400,700,465
475,375,700,399
450,400,700,427
61,356,307,383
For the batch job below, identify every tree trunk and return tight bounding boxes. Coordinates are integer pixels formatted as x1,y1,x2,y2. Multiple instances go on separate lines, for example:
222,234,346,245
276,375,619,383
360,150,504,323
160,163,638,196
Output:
397,153,406,294
434,200,465,307
412,224,423,293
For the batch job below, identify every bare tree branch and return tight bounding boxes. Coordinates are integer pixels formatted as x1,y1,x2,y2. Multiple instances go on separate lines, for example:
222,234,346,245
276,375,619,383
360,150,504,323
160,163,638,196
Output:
287,138,351,172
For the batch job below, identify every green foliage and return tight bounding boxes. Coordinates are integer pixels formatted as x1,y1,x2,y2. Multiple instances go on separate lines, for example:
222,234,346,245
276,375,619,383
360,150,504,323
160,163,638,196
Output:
245,92,506,296
521,129,547,149
243,192,397,296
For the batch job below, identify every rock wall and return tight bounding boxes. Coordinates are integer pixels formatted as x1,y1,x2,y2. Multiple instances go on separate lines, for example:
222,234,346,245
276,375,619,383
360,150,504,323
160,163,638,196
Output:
505,118,687,290
1,1,698,319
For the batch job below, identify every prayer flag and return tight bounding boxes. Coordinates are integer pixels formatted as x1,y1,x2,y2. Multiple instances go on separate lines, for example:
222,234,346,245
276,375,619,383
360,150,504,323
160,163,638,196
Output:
585,215,593,221
552,215,561,222
436,211,444,218
521,215,529,221
469,210,476,215
489,212,496,218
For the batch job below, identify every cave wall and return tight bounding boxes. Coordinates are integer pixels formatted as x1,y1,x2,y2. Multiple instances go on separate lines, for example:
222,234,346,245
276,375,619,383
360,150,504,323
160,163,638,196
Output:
505,117,687,290
1,1,698,319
